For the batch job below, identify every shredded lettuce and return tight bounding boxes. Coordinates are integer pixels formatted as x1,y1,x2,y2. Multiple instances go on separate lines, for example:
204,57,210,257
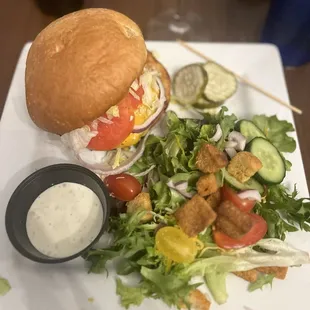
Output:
106,106,120,119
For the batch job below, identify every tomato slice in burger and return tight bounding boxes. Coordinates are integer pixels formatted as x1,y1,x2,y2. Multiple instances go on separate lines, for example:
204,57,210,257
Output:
87,86,144,151
213,213,268,249
221,185,256,213
87,97,135,151
129,86,144,109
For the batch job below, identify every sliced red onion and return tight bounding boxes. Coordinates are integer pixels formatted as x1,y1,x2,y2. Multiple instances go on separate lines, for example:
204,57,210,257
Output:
132,77,166,133
130,165,156,177
98,117,113,124
225,147,237,158
225,140,238,149
228,131,247,151
238,190,261,202
167,180,194,198
210,124,223,142
77,132,150,176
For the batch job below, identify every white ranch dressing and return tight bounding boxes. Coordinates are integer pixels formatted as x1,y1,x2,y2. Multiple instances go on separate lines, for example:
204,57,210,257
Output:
26,182,103,258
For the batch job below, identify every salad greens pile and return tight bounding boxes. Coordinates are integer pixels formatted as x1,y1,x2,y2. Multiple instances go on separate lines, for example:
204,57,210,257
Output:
84,107,310,308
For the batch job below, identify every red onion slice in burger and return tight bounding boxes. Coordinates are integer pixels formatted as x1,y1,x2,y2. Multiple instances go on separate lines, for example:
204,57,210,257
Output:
77,132,151,175
132,77,167,133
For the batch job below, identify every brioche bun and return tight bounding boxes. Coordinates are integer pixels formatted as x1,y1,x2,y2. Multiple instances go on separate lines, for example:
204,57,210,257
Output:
25,8,147,135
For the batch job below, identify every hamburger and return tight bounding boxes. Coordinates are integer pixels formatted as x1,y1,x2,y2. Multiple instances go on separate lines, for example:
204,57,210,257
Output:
25,8,170,175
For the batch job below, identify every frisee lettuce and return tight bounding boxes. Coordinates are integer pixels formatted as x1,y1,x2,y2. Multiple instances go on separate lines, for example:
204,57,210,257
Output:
255,185,310,240
116,278,147,309
248,273,275,292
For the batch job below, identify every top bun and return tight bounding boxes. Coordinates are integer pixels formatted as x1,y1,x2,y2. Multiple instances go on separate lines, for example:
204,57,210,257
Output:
25,8,147,135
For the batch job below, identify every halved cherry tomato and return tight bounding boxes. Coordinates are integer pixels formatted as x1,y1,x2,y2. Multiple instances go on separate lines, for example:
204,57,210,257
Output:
87,87,144,151
221,185,256,212
104,173,141,201
213,213,267,249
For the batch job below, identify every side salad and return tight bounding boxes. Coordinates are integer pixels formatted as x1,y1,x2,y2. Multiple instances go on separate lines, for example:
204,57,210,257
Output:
84,106,310,309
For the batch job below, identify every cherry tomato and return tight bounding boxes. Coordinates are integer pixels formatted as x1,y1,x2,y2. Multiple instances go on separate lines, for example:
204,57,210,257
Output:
155,226,198,263
104,173,141,201
213,213,267,249
221,185,256,212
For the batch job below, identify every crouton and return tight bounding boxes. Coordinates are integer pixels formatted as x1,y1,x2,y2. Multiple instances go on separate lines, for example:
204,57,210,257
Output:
197,174,219,197
175,195,217,237
233,270,258,282
217,201,253,235
180,289,211,310
256,267,288,280
215,216,246,239
126,192,153,222
196,143,228,173
206,190,221,209
227,151,262,183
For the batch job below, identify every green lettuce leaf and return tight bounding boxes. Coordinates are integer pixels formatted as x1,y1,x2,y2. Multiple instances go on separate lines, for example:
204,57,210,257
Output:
85,211,158,274
181,238,310,281
116,278,147,309
151,181,186,212
205,271,228,304
248,273,275,292
216,114,238,150
255,185,310,240
177,238,310,307
140,267,201,308
252,115,296,153
141,267,190,293
0,277,11,296
202,107,237,150
85,249,120,274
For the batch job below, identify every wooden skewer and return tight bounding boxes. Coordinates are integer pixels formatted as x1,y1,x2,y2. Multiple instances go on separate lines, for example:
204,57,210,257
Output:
177,40,302,115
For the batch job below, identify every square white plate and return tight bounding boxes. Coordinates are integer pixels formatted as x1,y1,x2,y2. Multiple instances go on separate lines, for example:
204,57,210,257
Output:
0,42,309,310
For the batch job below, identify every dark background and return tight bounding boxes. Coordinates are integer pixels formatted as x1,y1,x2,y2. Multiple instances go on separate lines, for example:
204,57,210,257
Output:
1,0,309,187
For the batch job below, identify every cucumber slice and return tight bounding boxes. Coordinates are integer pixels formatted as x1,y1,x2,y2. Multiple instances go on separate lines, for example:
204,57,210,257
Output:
246,137,286,185
235,120,266,143
193,97,224,110
173,64,207,105
223,169,264,194
203,62,237,102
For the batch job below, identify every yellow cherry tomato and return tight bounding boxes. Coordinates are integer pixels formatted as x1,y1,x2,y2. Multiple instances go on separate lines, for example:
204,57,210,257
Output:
155,227,199,263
